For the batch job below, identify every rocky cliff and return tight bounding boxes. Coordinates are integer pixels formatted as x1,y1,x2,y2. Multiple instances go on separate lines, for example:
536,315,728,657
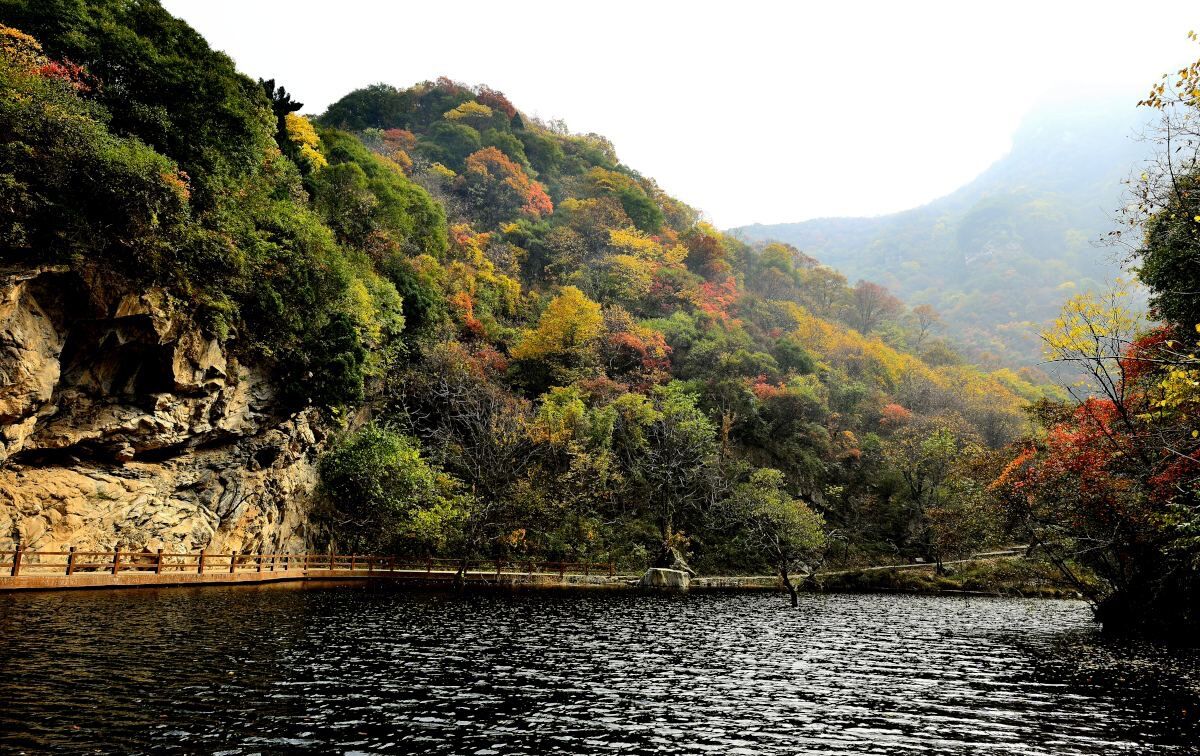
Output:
0,267,326,556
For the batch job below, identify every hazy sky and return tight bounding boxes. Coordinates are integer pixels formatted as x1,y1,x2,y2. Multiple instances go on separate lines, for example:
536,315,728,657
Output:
164,1,1197,228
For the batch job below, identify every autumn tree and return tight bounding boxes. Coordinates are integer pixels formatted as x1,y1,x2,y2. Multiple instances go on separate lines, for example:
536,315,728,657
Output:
512,286,603,363
993,280,1200,632
798,265,850,318
683,224,732,280
460,146,552,226
284,113,327,171
848,280,904,334
444,100,495,127
510,286,604,390
911,304,941,349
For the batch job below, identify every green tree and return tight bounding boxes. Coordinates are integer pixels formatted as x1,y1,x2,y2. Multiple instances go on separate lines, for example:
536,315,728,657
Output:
319,424,471,553
884,416,981,569
722,468,825,606
613,383,718,547
421,121,481,169
0,33,190,276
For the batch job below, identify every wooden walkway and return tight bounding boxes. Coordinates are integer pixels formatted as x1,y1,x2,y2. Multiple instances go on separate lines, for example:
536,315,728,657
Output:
0,547,625,592
0,544,1032,593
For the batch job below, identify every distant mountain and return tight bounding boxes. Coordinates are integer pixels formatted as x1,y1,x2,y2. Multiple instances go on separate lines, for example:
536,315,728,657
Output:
732,98,1152,369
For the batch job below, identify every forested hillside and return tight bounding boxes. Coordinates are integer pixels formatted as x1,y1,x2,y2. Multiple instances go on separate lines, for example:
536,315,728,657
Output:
0,0,1056,580
734,100,1151,370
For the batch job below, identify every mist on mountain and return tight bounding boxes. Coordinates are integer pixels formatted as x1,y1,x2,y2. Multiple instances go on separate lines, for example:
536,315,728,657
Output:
732,97,1153,370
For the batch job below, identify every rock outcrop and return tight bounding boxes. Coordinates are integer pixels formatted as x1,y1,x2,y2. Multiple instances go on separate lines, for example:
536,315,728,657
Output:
0,267,326,556
638,567,690,591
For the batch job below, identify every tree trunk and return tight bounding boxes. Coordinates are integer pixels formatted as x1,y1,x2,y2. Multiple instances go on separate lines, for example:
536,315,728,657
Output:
453,559,467,590
780,567,798,608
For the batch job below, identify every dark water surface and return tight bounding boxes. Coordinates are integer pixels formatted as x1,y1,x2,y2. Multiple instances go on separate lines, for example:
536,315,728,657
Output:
1,587,1198,754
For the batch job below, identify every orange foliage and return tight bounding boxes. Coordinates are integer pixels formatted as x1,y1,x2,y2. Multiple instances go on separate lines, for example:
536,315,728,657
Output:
1120,326,1172,386
463,147,553,219
606,328,672,383
879,403,913,427
692,277,740,324
383,128,417,151
476,86,517,119
448,291,485,338
683,226,731,280
472,345,509,375
523,181,554,217
749,375,786,401
36,59,92,92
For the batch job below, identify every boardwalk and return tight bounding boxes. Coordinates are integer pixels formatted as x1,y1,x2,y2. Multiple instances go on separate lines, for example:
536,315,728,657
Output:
0,547,627,592
0,544,1031,593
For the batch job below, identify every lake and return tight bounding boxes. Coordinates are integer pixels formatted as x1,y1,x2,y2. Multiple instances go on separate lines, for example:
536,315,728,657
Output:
1,587,1197,754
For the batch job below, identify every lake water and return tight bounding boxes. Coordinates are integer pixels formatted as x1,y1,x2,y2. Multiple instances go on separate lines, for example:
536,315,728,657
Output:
1,587,1198,754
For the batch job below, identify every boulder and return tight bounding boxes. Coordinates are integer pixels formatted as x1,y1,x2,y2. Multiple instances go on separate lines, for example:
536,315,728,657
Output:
638,567,690,591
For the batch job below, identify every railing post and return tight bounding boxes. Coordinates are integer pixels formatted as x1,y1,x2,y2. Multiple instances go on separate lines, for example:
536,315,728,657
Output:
559,562,565,578
257,551,264,573
584,561,590,576
198,549,206,575
495,559,502,580
11,542,23,577
389,555,396,573
329,549,335,572
350,554,357,571
426,557,432,574
66,546,76,576
608,562,614,578
111,546,121,575
229,550,238,574
271,552,277,572
155,548,164,575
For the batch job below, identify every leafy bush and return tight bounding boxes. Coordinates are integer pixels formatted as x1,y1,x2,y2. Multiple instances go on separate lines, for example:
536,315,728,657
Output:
319,424,472,553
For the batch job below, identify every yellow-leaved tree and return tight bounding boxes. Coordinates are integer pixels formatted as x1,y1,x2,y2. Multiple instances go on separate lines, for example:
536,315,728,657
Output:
512,286,603,363
284,113,327,170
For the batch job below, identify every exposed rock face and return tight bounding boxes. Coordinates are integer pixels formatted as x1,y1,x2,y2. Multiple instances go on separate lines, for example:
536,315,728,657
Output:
0,267,326,556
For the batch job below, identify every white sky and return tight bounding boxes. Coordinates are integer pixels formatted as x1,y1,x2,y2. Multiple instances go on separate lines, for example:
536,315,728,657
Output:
163,0,1198,228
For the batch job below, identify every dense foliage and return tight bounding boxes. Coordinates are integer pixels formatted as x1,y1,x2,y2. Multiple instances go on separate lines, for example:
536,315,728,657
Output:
0,2,1060,587
311,76,1052,575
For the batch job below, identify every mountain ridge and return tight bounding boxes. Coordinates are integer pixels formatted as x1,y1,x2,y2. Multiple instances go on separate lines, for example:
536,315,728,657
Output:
732,97,1153,368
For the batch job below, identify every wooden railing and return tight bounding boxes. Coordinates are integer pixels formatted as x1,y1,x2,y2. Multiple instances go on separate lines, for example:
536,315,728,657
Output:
0,545,616,580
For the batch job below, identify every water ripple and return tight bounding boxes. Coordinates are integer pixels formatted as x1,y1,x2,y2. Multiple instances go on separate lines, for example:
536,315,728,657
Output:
0,589,1198,754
